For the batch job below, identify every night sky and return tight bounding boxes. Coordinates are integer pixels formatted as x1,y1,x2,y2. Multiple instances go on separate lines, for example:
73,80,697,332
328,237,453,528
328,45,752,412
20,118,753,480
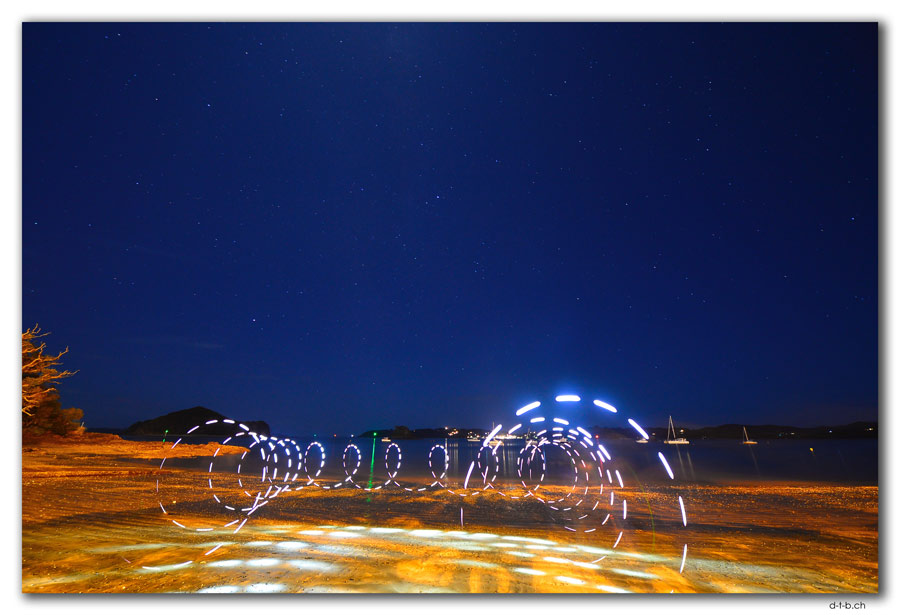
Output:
23,22,877,436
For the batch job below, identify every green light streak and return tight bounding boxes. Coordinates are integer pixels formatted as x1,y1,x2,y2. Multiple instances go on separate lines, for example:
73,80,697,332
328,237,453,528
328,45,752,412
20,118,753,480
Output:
366,437,376,501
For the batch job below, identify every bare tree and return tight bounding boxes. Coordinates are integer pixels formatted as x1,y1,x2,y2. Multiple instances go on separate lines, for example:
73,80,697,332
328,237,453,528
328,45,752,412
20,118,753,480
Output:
22,325,77,416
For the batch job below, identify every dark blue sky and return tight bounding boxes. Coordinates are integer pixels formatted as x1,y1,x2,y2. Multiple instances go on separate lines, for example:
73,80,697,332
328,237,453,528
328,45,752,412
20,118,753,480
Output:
23,22,877,435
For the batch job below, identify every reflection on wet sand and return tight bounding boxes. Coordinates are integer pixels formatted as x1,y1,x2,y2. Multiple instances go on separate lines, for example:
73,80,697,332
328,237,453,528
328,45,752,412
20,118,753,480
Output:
22,442,877,593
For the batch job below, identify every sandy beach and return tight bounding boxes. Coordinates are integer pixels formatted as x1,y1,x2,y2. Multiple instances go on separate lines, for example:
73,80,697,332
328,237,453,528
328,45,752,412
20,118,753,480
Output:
21,434,878,594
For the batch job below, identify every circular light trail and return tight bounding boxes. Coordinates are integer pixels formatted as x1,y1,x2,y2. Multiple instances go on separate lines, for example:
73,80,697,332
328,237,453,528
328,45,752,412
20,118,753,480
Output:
152,394,692,583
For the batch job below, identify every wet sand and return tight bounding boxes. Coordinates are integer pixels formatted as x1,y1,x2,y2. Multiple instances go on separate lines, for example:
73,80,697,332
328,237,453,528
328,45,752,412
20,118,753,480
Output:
22,436,878,593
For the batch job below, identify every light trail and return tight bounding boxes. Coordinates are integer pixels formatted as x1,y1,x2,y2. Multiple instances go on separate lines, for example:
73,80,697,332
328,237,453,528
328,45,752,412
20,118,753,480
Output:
150,393,692,585
463,461,476,490
555,395,581,402
627,418,649,440
658,452,675,480
516,401,541,416
593,400,617,413
482,424,503,446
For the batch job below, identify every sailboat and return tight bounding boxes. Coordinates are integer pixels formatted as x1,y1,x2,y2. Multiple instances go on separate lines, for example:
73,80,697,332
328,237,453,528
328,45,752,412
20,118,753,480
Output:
742,426,757,445
664,416,689,445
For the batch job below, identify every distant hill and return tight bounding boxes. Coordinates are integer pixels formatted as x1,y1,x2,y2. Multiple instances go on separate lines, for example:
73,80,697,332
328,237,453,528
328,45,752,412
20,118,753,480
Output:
124,406,269,436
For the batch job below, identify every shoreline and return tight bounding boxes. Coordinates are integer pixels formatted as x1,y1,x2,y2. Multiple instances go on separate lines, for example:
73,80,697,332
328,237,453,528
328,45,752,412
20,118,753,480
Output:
21,432,877,488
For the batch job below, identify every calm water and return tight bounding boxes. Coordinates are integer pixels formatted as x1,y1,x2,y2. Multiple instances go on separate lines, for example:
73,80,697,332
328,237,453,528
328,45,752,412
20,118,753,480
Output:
121,433,878,486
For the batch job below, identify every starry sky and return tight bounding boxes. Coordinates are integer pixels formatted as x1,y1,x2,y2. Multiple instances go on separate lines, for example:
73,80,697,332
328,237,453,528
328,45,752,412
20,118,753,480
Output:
22,22,877,435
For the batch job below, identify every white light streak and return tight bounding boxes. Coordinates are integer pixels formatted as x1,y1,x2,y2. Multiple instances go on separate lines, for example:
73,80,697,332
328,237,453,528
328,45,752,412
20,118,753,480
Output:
552,417,570,425
247,558,281,567
530,417,545,423
679,496,687,526
203,544,225,556
611,568,657,579
593,400,618,413
516,401,541,416
572,561,600,570
500,536,556,545
627,418,649,439
658,452,675,479
483,424,503,446
463,461,476,489
555,395,581,402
